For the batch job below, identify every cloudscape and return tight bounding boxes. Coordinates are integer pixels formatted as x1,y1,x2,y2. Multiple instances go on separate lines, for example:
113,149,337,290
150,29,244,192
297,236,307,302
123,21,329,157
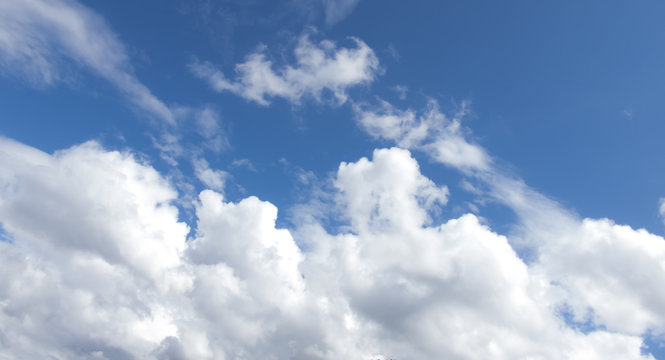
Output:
1,1,665,359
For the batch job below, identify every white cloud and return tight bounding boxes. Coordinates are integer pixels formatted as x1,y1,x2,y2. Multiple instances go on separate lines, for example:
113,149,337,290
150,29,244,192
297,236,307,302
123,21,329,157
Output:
536,218,665,335
660,198,665,225
0,137,189,358
0,0,174,124
354,98,491,172
190,35,380,105
0,137,660,359
355,97,665,347
298,147,655,359
0,137,310,359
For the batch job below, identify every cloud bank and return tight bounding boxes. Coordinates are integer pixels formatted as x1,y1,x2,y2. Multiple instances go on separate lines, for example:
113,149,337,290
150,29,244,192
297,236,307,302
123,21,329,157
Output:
354,96,665,347
0,137,661,359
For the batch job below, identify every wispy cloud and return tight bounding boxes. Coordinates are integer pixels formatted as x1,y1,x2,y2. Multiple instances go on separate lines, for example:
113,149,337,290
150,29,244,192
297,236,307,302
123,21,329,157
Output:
190,34,380,105
354,98,491,172
321,0,361,25
392,85,408,100
0,0,174,124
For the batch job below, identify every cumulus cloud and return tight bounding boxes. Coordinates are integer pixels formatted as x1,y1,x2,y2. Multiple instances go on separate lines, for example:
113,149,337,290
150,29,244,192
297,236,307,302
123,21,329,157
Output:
0,137,660,359
0,0,174,124
299,147,655,359
536,218,665,335
355,97,665,348
0,137,188,359
335,147,449,232
190,35,380,105
392,84,408,99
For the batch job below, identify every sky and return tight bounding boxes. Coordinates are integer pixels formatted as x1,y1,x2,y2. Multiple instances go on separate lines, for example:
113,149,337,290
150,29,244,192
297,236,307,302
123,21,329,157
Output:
1,0,665,359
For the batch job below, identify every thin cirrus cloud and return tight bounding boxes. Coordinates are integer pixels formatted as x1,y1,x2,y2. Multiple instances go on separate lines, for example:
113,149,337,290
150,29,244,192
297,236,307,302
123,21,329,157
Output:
0,0,231,175
0,0,174,124
0,136,656,359
190,34,380,106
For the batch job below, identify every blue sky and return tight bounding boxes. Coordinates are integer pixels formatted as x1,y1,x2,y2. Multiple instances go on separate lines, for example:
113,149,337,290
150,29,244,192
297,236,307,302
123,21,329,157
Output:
1,0,665,359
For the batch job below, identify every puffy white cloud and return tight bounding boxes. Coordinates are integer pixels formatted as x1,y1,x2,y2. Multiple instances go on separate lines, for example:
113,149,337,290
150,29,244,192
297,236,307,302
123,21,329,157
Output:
0,137,311,359
299,147,654,359
0,137,188,359
0,137,187,280
355,98,665,351
0,0,174,124
392,84,408,99
188,190,305,308
190,35,380,105
335,147,449,232
0,137,660,359
536,218,665,336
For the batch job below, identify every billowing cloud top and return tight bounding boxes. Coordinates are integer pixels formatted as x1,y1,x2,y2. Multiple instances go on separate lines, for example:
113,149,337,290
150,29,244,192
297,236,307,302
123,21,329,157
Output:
0,137,662,359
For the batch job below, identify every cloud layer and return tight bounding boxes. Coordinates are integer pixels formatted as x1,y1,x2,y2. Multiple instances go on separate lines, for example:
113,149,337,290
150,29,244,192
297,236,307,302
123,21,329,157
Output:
0,137,661,359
